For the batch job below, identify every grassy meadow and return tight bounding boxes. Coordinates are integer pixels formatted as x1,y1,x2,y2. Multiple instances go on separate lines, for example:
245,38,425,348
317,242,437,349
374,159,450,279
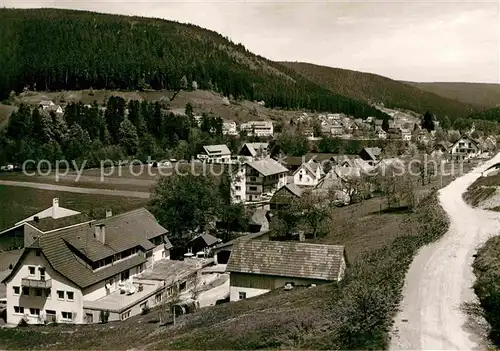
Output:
0,185,149,231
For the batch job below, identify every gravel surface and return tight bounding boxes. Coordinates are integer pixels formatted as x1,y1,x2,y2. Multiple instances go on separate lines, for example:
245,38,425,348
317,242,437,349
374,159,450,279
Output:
390,155,500,351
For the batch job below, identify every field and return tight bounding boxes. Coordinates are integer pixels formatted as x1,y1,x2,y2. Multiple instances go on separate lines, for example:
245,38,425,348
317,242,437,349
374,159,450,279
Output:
7,89,304,124
0,185,149,232
0,187,449,350
0,103,16,127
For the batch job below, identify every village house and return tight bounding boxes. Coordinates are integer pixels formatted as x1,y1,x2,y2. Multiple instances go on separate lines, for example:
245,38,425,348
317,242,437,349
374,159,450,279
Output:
226,240,347,301
330,123,344,136
293,162,325,187
211,231,270,265
280,154,316,174
376,127,387,140
222,121,238,136
449,135,481,161
1,208,189,325
231,158,288,203
401,128,412,141
197,144,231,163
237,143,269,162
359,147,382,165
240,121,274,137
431,142,451,160
39,101,63,115
269,183,303,210
186,234,222,257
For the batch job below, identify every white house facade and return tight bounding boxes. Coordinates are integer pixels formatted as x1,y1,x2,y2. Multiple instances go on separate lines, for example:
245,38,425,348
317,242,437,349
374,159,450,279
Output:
293,163,324,187
240,121,274,137
2,208,175,325
450,136,480,160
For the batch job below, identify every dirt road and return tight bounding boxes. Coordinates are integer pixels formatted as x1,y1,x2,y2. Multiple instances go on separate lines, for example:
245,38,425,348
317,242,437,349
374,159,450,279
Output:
390,155,500,350
0,180,150,199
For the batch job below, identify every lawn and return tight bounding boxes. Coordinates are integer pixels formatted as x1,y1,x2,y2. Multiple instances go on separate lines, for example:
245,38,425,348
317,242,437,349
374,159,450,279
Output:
0,189,449,350
0,185,149,231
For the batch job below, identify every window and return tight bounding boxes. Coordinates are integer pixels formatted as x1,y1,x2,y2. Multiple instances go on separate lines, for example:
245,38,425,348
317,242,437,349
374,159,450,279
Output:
179,281,186,291
35,288,42,297
120,270,130,281
28,266,35,276
121,310,131,320
239,291,247,300
250,177,257,182
236,195,241,200
13,286,20,295
35,251,41,257
22,287,29,296
235,186,241,191
57,290,64,300
140,301,148,310
14,306,24,314
249,186,257,191
66,291,74,301
155,293,162,304
30,308,40,316
46,288,51,299
39,267,46,280
61,311,73,320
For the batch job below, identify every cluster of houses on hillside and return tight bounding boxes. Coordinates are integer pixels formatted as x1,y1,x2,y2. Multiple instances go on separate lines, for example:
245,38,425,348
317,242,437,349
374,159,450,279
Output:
0,193,347,325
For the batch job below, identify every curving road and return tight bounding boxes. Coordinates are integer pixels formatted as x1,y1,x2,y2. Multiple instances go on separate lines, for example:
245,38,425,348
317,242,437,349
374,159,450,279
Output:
390,154,500,350
0,180,150,199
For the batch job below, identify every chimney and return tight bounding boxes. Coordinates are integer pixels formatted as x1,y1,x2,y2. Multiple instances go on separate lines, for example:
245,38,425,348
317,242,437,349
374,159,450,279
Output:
52,198,59,218
95,224,106,244
105,209,113,218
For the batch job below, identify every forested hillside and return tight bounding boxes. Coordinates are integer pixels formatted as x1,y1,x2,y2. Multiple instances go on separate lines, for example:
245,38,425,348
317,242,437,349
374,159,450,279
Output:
406,82,500,108
279,61,479,119
0,8,388,119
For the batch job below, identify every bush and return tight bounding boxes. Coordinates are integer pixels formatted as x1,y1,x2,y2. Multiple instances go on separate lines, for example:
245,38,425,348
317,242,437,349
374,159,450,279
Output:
141,306,150,315
99,310,110,324
17,317,29,327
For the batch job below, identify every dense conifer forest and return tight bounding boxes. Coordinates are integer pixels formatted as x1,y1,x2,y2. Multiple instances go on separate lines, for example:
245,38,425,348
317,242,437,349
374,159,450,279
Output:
0,8,389,119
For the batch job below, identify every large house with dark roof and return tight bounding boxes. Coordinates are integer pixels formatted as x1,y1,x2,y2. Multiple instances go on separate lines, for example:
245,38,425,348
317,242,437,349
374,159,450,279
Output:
237,143,269,162
2,208,173,325
227,240,347,301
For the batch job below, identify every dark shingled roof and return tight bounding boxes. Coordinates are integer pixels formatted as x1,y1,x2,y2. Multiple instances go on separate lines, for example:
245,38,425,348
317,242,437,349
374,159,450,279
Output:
2,208,170,288
227,240,345,281
188,233,221,247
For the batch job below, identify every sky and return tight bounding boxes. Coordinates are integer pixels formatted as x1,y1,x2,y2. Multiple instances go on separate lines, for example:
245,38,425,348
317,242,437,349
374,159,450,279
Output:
1,0,499,83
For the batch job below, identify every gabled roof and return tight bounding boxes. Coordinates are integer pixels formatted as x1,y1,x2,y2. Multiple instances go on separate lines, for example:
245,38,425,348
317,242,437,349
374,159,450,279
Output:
247,159,288,176
270,183,303,204
188,233,221,247
240,143,269,157
2,208,170,288
293,162,323,178
360,147,381,161
450,134,480,149
227,240,346,281
203,144,231,156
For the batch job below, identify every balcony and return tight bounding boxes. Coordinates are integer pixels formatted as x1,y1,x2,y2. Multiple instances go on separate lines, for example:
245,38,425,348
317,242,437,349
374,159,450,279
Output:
21,277,52,288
